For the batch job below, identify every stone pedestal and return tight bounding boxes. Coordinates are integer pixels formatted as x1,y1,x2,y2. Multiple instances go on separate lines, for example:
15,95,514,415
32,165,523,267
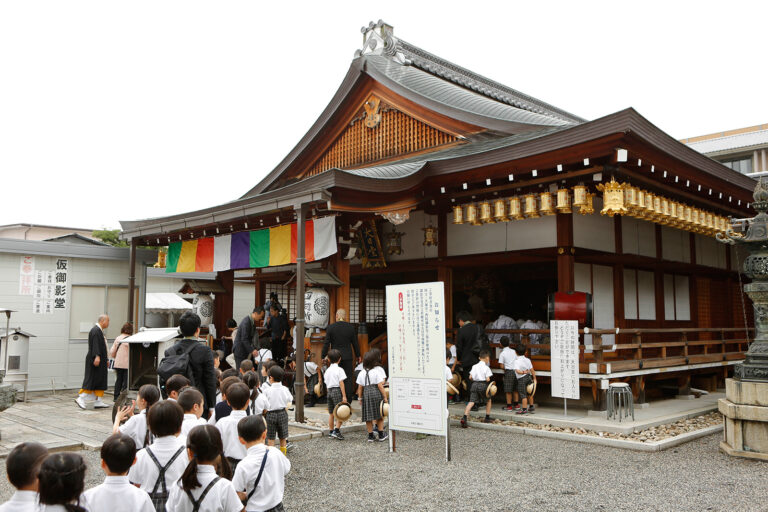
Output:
719,378,768,461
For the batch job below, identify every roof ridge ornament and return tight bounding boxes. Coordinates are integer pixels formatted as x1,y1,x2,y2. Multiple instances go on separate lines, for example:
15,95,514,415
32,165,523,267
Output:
355,20,409,65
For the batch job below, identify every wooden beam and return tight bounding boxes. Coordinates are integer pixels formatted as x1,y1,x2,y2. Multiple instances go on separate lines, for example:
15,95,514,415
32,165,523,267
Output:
213,270,234,339
437,266,453,325
556,213,574,292
613,216,625,328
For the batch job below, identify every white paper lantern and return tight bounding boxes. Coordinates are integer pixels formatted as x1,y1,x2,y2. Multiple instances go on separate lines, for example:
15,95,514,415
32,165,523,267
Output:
304,288,330,329
192,294,214,326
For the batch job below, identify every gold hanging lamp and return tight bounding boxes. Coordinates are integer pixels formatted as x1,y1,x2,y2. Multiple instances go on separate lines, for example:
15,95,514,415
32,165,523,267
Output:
596,178,628,216
578,193,595,215
556,188,572,213
539,191,555,216
479,201,495,223
572,184,588,208
523,194,540,218
466,203,481,226
493,198,509,222
508,197,524,220
452,204,464,224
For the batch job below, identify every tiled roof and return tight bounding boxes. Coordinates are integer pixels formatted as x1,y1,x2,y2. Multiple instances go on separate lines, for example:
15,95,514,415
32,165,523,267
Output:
685,129,768,155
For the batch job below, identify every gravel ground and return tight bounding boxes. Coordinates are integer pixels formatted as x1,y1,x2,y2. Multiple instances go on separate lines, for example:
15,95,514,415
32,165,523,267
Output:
0,429,765,511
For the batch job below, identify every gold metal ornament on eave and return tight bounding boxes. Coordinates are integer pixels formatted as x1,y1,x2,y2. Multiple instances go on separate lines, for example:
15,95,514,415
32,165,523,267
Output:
596,178,628,216
523,194,540,218
452,205,464,225
479,201,495,224
556,188,572,213
539,191,555,216
493,198,509,222
508,197,524,220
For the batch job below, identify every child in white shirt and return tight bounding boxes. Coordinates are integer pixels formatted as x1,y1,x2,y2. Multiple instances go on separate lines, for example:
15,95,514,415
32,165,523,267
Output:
242,370,270,416
129,400,188,511
304,355,319,407
0,442,48,512
113,384,161,449
166,425,242,512
37,452,87,511
233,415,291,512
461,349,494,428
514,344,536,414
323,349,348,440
178,388,208,437
356,348,389,443
498,336,519,411
215,382,251,467
263,366,293,455
83,433,154,512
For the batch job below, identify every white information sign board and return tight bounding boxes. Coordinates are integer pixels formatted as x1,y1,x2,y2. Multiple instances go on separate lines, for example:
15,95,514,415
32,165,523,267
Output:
386,282,447,437
550,320,580,400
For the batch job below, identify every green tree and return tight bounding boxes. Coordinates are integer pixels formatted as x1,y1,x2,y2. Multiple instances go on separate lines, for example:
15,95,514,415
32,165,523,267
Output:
92,229,128,247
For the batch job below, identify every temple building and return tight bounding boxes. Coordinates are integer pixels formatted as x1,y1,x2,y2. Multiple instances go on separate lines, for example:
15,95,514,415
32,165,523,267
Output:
120,21,754,409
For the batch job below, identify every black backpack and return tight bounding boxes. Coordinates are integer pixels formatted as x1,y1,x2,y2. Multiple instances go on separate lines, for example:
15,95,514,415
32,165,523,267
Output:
158,341,197,388
471,324,490,357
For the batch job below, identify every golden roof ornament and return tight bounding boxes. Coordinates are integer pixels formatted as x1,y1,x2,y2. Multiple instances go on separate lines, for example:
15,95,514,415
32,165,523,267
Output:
578,193,595,215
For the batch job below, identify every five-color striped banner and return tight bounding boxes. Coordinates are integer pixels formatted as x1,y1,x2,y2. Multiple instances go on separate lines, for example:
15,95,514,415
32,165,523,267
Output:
165,216,336,273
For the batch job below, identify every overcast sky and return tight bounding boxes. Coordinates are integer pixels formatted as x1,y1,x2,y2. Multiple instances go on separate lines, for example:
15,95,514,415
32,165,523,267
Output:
1,1,766,230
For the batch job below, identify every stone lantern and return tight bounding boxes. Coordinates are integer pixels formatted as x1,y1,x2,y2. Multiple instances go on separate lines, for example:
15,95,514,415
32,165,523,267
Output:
716,177,768,460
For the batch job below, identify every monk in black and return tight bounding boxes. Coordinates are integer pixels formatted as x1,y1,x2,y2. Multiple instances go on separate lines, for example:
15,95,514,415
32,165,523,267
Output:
321,309,361,400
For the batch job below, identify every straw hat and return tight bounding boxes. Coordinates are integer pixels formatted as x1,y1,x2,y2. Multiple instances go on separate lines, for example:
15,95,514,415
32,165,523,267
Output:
379,400,389,417
526,379,537,396
449,372,461,387
461,379,467,391
313,381,325,397
485,381,498,398
446,381,459,395
333,401,352,422
383,383,389,401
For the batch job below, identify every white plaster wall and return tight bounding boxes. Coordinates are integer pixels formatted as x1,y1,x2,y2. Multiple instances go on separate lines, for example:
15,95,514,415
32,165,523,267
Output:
661,226,690,263
446,213,556,256
573,262,613,345
695,235,727,269
573,210,614,253
0,253,142,391
621,217,656,258
233,282,255,323
385,210,439,262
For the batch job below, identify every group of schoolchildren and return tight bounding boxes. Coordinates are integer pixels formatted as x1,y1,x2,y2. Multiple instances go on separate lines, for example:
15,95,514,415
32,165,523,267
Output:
445,336,535,429
1,364,294,512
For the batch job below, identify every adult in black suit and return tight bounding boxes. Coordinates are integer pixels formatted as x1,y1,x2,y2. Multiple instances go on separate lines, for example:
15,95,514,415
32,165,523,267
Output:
163,311,217,416
233,306,265,369
322,309,361,400
76,314,110,409
455,310,480,403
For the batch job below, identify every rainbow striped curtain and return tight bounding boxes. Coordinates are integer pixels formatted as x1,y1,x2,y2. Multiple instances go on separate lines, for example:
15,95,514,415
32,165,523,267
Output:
165,216,336,273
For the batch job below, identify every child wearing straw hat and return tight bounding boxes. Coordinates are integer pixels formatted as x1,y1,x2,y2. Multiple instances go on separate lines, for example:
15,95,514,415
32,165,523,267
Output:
356,348,388,443
324,349,348,440
460,349,494,427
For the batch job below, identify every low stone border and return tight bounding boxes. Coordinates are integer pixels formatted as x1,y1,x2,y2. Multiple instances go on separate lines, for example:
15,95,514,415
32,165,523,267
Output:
450,419,723,452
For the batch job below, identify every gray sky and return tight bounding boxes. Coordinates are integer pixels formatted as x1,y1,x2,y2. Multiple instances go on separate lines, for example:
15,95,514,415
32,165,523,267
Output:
1,1,766,230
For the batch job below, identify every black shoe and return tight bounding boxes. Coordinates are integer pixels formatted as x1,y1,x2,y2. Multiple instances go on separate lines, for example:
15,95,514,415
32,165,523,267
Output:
329,430,341,439
377,430,388,442
528,405,535,413
470,405,479,412
483,417,493,423
460,417,468,428
367,433,375,442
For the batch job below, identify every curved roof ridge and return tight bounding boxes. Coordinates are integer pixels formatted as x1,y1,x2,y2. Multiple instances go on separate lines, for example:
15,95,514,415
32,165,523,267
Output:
396,39,585,125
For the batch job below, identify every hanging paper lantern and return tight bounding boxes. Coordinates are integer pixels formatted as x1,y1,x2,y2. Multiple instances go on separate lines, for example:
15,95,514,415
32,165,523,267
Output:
684,206,692,228
304,288,330,329
572,184,588,208
493,199,509,222
466,203,481,225
384,226,405,255
635,189,646,217
643,192,656,219
661,198,671,224
653,195,663,220
508,197,523,220
597,178,627,216
578,193,595,215
556,188,572,213
625,186,639,212
192,294,214,326
479,201,495,223
539,192,555,216
523,194,540,218
422,224,438,246
452,205,464,225
675,203,686,227
706,213,715,233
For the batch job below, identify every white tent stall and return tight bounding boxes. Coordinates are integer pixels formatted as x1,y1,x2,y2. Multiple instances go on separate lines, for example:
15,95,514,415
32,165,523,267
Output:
144,292,193,328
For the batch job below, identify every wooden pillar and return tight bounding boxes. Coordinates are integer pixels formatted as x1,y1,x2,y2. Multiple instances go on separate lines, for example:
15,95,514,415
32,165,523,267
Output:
294,203,307,423
334,253,350,319
654,224,665,322
127,238,137,327
438,208,448,259
437,266,453,327
213,270,234,339
556,213,574,293
359,280,367,324
612,217,625,328
253,269,264,311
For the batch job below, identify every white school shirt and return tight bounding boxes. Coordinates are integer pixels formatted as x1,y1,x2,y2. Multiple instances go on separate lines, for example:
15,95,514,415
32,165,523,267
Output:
469,361,493,381
444,365,453,381
249,393,270,416
215,391,223,404
448,345,457,365
498,347,518,370
216,409,249,460
181,414,207,436
0,490,36,512
304,361,318,377
129,435,188,492
119,409,149,449
354,362,363,372
323,363,346,389
83,475,154,512
166,465,242,512
513,356,533,376
255,349,272,364
259,381,271,394
356,366,387,387
232,444,291,512
263,382,292,411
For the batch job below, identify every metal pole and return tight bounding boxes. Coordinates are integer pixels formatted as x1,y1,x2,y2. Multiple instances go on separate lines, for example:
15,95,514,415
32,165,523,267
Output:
3,311,10,372
294,203,307,423
445,415,451,462
127,238,137,326
564,398,567,417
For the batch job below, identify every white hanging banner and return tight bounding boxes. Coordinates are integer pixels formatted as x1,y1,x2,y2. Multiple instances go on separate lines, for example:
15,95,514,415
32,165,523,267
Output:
550,320,580,400
386,281,447,437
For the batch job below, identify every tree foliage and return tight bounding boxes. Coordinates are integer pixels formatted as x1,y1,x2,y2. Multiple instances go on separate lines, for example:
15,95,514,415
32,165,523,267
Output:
92,229,128,247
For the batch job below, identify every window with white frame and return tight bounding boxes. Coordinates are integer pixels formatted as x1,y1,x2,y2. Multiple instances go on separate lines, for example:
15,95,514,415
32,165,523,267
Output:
663,274,691,321
366,288,385,323
265,283,296,319
349,287,360,323
623,269,656,320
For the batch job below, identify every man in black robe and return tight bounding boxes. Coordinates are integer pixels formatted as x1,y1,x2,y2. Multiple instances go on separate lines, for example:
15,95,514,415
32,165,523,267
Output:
322,309,361,400
76,314,110,409
233,306,265,369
